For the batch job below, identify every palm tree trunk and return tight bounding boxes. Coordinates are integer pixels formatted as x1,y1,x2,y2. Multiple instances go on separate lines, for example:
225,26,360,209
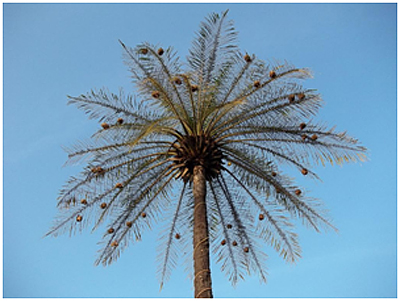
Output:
192,165,213,298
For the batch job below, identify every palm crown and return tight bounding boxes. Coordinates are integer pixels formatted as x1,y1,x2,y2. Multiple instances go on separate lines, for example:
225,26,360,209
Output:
47,10,366,297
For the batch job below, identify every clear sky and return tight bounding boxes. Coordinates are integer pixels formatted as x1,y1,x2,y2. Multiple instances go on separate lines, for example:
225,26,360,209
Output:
3,3,397,298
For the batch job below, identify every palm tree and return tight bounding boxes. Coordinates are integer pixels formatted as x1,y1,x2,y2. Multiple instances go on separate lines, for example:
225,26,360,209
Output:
47,10,366,298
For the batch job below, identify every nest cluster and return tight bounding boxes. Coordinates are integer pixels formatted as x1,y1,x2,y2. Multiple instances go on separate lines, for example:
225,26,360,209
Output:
169,134,224,182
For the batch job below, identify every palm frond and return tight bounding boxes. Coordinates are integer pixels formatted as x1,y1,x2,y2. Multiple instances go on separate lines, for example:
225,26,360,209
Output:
68,88,152,123
222,145,335,231
224,168,301,262
209,181,240,284
95,165,178,266
217,175,268,282
157,183,187,289
120,41,192,133
188,10,238,88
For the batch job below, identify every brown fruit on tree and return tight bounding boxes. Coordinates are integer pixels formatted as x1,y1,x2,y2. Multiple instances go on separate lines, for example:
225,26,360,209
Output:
253,80,261,88
232,241,238,246
141,212,147,218
108,228,115,234
288,94,295,102
175,233,181,239
111,241,119,247
80,199,87,205
301,168,308,175
115,183,123,189
191,85,199,92
157,48,164,56
300,123,306,130
126,221,133,228
140,48,148,55
76,215,83,222
100,202,107,209
298,93,305,100
244,54,252,63
101,123,110,130
259,214,265,221
117,118,124,125
244,247,249,253
269,70,277,78
311,134,318,141
221,239,226,246
227,224,232,229
295,189,302,196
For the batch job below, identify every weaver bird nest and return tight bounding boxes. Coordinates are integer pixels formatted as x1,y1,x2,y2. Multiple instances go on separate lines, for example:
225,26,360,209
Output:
169,134,224,182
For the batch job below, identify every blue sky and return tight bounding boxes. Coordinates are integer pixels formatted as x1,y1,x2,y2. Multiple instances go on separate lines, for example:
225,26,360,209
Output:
3,3,397,298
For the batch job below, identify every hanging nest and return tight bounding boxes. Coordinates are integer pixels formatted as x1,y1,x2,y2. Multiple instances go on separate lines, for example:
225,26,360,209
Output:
100,203,107,209
101,123,110,130
253,80,261,88
111,241,119,247
311,134,318,141
301,134,308,141
259,213,265,221
157,48,164,56
295,189,302,196
140,48,148,55
301,168,308,175
221,239,226,246
269,70,277,79
151,91,160,98
271,171,277,177
80,199,87,205
115,183,123,189
191,85,199,92
76,215,83,222
244,247,249,253
108,228,115,234
141,212,147,218
298,93,305,100
91,166,104,174
232,241,238,247
227,224,233,229
300,123,306,130
244,54,252,63
288,94,295,103
175,233,181,240
117,118,124,125
173,77,182,85
126,221,133,228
